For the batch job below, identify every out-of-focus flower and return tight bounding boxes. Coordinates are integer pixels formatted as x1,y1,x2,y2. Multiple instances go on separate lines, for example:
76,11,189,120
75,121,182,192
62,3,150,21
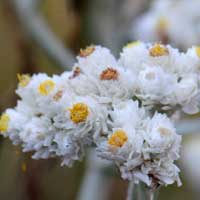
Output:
132,0,200,50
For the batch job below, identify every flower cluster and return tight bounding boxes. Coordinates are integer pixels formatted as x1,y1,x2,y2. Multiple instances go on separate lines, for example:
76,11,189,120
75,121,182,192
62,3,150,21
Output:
1,42,199,188
132,0,200,50
119,42,200,115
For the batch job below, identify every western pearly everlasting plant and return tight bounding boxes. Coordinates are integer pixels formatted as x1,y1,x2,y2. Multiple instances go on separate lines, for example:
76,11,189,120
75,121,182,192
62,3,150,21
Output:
132,0,200,50
1,42,200,196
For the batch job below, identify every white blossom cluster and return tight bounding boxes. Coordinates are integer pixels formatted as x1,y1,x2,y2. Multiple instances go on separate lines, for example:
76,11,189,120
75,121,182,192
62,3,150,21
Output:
1,42,200,188
119,42,200,115
132,0,200,50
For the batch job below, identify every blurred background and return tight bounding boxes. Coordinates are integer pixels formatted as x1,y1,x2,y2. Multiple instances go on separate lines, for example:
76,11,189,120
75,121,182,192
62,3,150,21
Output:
0,0,200,199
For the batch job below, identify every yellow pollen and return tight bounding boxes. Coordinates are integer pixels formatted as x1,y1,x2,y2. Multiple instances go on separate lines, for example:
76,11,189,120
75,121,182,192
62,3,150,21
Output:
149,44,169,57
195,47,200,57
100,68,119,80
38,80,55,96
108,130,128,147
0,114,10,133
69,103,89,124
79,46,95,57
156,17,168,30
124,41,141,48
17,74,31,87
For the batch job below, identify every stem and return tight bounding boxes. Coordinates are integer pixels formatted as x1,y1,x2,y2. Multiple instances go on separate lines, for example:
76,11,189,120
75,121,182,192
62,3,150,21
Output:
77,150,111,200
176,117,200,135
126,181,134,200
147,190,154,200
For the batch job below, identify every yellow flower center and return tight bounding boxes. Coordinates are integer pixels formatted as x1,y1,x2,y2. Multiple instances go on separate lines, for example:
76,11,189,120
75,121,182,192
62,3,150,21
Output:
17,74,31,87
124,41,141,48
38,80,55,96
100,68,119,80
79,46,95,57
108,130,128,147
0,114,10,133
195,47,200,57
69,103,89,124
149,44,169,57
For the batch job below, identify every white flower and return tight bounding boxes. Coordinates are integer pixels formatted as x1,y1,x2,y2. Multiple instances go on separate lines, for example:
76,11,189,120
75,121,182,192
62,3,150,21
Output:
119,42,200,114
142,113,181,158
97,104,181,187
67,70,99,97
74,45,135,101
53,132,86,167
2,72,108,166
97,100,145,161
1,108,28,145
50,95,107,166
119,42,181,74
137,65,175,102
119,41,149,74
141,159,181,187
110,100,146,128
174,74,200,114
76,45,118,75
16,73,54,103
54,95,108,141
20,116,55,159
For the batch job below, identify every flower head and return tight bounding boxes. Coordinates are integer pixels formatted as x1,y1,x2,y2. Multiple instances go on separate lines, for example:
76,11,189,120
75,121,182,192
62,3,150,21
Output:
69,103,89,124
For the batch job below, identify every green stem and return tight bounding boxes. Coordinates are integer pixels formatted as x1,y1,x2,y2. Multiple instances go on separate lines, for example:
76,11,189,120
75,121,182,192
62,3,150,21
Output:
126,182,159,200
